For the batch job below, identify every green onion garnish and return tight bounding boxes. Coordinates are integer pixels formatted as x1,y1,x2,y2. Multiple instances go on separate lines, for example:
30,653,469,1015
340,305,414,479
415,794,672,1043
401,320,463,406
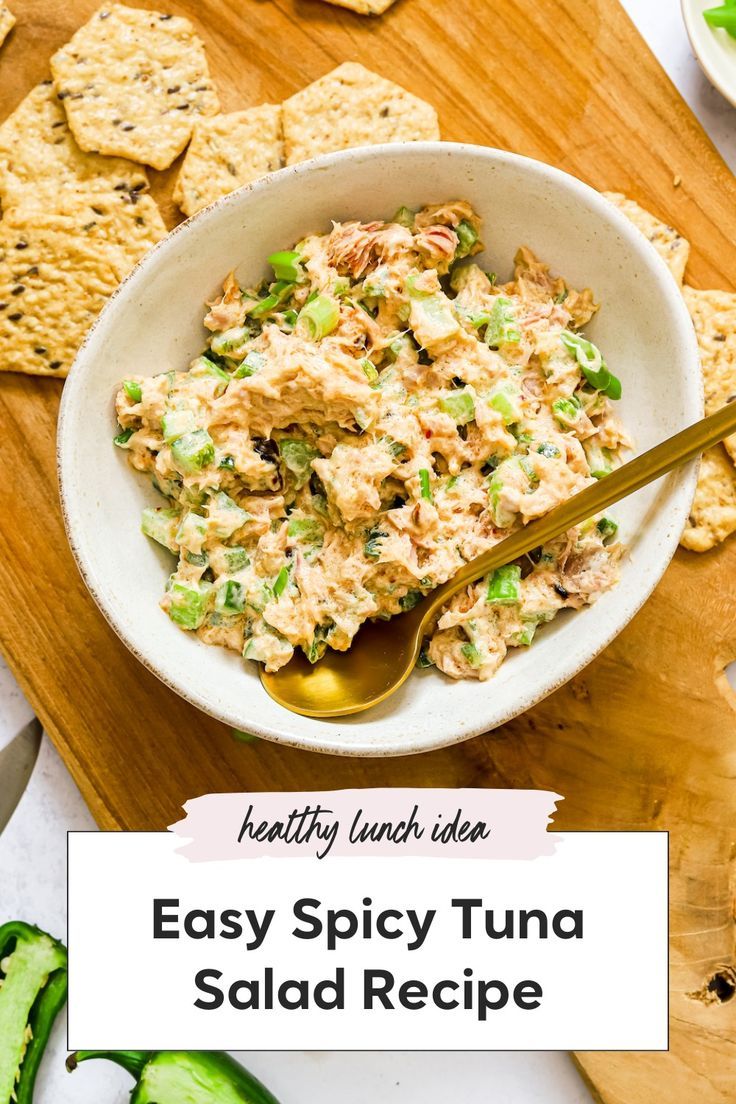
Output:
485,296,521,347
272,565,290,598
418,468,433,501
560,331,622,400
268,250,303,282
298,294,340,340
361,358,380,386
123,379,142,403
113,427,134,448
486,564,522,605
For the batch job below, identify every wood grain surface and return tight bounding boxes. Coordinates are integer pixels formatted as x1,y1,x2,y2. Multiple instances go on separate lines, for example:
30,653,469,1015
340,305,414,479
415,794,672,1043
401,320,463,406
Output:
1,1,735,1100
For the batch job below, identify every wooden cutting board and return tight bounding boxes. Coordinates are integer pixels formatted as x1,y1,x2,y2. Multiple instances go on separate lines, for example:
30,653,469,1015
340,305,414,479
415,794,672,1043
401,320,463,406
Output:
1,1,735,1100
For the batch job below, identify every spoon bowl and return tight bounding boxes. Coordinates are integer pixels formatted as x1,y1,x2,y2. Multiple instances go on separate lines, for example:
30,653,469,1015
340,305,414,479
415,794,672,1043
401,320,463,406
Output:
262,402,736,718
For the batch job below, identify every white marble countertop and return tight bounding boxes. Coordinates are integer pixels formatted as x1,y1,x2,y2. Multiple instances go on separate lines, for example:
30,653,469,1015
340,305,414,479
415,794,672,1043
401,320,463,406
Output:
1,2,734,1100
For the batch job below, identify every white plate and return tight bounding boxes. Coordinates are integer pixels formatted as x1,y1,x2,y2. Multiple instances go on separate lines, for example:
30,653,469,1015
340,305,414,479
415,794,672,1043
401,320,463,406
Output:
58,143,701,757
682,0,736,107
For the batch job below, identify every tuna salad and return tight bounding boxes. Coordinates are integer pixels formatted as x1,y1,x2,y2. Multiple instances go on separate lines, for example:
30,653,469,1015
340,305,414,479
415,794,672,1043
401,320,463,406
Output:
114,200,628,681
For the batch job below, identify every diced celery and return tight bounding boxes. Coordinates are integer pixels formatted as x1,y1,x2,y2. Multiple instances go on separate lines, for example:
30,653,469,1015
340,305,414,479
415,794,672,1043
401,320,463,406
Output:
485,296,520,347
552,395,582,429
170,429,215,474
512,617,538,646
461,642,483,667
519,455,540,486
363,266,388,298
387,333,413,362
175,512,207,548
488,383,522,425
167,579,212,630
162,408,196,443
333,276,351,298
208,491,249,537
185,550,208,567
123,379,142,403
279,438,320,488
486,564,522,605
215,579,246,615
584,439,613,479
141,506,180,551
487,463,517,528
440,389,475,425
361,358,380,386
233,350,266,378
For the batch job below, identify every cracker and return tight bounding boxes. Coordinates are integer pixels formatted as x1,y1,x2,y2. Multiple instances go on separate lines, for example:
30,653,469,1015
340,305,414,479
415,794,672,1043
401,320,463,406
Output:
50,4,219,171
680,445,736,552
3,189,167,273
0,81,148,208
322,0,397,12
0,3,15,48
603,192,690,285
0,221,123,377
173,104,283,217
683,286,736,463
282,62,440,165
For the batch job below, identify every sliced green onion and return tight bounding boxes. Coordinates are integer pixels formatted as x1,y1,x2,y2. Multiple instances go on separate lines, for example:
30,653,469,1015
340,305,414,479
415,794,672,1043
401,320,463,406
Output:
560,330,622,399
268,249,303,282
248,281,295,319
485,296,521,347
418,468,433,501
455,219,478,259
461,641,483,667
360,358,380,386
416,647,434,669
123,379,142,403
113,427,134,448
440,389,475,425
298,294,340,340
219,455,235,470
537,442,561,458
393,206,415,229
704,5,736,36
170,428,215,474
364,526,387,559
233,350,266,378
583,439,614,479
486,564,522,605
399,589,424,611
210,327,250,358
272,565,290,598
552,395,582,429
597,516,619,542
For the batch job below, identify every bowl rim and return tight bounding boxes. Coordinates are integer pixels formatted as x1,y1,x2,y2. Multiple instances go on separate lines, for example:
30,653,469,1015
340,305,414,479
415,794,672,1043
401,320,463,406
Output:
681,0,736,110
57,140,702,757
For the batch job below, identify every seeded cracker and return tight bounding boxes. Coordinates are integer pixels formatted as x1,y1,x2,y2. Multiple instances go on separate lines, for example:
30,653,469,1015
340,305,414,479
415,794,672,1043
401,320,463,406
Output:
50,4,220,171
3,188,166,266
0,4,15,48
173,104,283,217
282,62,440,165
0,81,148,208
603,192,690,285
322,0,397,12
683,286,736,464
0,222,123,377
680,445,736,552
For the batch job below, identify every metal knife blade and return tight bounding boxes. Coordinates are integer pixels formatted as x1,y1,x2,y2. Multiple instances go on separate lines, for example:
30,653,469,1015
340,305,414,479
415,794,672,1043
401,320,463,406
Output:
0,718,42,834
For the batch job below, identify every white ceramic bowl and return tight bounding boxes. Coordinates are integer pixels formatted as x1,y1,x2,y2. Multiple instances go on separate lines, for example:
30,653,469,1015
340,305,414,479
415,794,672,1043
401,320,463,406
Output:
58,143,701,757
682,0,736,108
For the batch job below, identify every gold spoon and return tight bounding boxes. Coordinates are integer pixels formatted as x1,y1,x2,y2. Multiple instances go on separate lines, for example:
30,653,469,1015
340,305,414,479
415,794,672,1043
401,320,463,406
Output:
261,401,736,719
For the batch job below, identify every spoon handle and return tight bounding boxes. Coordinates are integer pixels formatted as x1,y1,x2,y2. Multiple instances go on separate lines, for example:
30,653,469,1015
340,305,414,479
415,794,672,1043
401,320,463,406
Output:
423,401,736,620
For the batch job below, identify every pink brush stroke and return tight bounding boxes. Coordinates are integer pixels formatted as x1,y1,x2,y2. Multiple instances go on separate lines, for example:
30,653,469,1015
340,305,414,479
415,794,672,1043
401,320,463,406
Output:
169,789,562,862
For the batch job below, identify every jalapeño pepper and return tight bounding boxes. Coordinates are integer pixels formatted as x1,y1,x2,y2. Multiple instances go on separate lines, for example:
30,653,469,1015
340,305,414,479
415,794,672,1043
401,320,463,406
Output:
0,921,68,1104
67,1050,281,1103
